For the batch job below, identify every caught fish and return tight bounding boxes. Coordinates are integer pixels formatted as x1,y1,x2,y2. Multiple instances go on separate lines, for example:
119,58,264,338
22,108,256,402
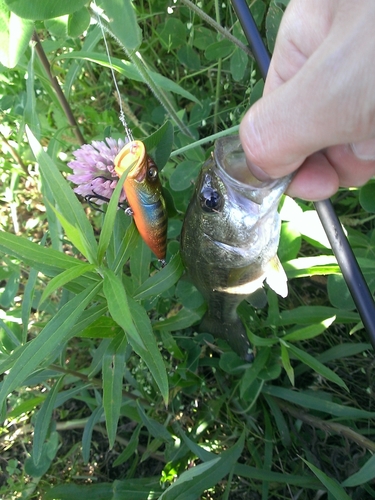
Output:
114,140,168,262
180,135,291,361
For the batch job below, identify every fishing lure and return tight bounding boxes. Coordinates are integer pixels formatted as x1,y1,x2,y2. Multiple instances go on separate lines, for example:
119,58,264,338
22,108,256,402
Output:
114,140,168,263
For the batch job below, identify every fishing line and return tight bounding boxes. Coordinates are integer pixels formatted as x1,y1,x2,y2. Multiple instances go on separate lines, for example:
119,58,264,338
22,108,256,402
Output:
231,0,375,350
92,0,134,143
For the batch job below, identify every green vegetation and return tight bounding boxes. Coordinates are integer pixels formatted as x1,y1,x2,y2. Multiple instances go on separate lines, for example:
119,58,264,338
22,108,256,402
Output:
0,0,375,498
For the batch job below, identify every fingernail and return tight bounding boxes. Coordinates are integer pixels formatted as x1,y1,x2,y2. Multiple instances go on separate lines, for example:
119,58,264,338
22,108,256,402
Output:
350,139,375,161
245,158,271,182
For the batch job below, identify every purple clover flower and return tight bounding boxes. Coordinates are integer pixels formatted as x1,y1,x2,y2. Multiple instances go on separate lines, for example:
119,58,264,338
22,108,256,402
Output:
67,137,128,205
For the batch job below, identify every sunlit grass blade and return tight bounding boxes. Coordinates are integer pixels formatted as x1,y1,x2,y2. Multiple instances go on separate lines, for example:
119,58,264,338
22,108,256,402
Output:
0,284,99,408
132,253,184,300
240,347,270,398
282,316,335,342
302,458,351,499
234,463,321,489
102,333,127,449
280,339,348,390
283,255,340,279
159,434,244,500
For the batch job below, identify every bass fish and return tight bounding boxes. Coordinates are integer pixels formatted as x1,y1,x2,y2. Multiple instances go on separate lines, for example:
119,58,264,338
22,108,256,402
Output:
114,141,168,262
180,135,291,361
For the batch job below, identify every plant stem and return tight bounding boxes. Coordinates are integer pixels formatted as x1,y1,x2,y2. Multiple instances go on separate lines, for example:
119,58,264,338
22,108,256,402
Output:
180,0,253,59
275,397,375,453
32,31,85,146
0,131,28,174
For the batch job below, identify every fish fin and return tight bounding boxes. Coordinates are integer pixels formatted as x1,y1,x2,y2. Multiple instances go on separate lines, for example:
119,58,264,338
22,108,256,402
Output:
199,312,254,362
265,255,288,298
246,287,268,309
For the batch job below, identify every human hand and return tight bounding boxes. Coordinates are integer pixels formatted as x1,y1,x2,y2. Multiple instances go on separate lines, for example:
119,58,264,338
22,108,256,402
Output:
239,0,375,201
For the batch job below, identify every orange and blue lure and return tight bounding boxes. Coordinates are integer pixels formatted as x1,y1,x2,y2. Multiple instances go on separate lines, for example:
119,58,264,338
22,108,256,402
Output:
114,141,168,262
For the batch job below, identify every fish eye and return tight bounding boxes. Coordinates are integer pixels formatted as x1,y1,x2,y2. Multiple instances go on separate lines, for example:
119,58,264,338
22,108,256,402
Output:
147,166,158,181
200,187,222,212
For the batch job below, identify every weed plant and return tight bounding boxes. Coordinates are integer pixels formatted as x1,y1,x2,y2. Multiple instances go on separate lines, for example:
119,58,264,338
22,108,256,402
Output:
0,1,375,499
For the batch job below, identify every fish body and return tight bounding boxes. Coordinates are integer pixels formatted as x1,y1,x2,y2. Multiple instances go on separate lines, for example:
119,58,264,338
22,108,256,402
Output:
114,141,168,261
180,135,291,361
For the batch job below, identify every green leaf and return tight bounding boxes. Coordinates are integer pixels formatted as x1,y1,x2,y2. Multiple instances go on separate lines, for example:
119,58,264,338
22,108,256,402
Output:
240,348,270,398
327,274,355,310
44,477,163,499
113,424,141,466
102,269,145,351
130,237,151,289
136,401,173,443
283,255,340,279
128,297,169,404
279,222,301,262
82,406,104,464
359,180,375,213
33,377,63,465
78,316,122,339
276,305,359,326
204,39,233,60
44,15,68,38
102,333,127,448
342,452,375,487
39,263,96,306
97,170,128,265
132,253,184,300
234,463,321,489
230,46,248,82
0,284,99,408
159,434,244,500
302,459,351,499
57,52,200,104
24,43,41,138
280,342,294,385
5,0,88,19
262,386,375,419
100,0,142,52
266,0,283,53
26,127,97,262
153,305,205,331
169,160,202,191
67,6,90,38
0,0,33,68
143,121,174,171
177,45,200,71
282,316,336,342
280,340,348,390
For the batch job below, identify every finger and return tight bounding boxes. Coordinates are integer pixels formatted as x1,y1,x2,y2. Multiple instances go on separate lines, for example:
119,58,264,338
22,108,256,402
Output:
325,145,375,187
285,152,339,201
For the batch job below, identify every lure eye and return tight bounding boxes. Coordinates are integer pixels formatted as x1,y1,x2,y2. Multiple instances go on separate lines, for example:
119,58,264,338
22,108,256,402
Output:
200,187,222,212
147,166,158,181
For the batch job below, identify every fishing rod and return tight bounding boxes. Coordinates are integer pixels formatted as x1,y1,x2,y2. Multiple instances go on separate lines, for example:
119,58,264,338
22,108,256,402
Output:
231,0,375,350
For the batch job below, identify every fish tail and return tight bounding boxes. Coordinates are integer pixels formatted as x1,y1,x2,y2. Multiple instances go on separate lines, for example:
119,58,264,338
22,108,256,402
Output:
199,305,253,362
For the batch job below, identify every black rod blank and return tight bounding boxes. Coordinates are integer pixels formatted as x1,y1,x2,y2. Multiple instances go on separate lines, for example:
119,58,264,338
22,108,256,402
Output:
231,0,375,349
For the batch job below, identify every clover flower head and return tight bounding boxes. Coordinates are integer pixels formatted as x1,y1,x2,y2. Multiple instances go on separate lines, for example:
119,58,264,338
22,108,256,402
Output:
67,137,128,205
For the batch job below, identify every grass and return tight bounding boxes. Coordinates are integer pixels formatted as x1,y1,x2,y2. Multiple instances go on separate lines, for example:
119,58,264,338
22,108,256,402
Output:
0,0,375,499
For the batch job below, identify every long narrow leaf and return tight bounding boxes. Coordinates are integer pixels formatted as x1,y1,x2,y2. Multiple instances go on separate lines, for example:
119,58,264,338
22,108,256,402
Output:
280,340,348,391
302,459,351,499
342,453,375,487
102,268,145,350
33,377,64,465
133,253,184,300
26,126,97,262
102,333,127,448
0,284,99,408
